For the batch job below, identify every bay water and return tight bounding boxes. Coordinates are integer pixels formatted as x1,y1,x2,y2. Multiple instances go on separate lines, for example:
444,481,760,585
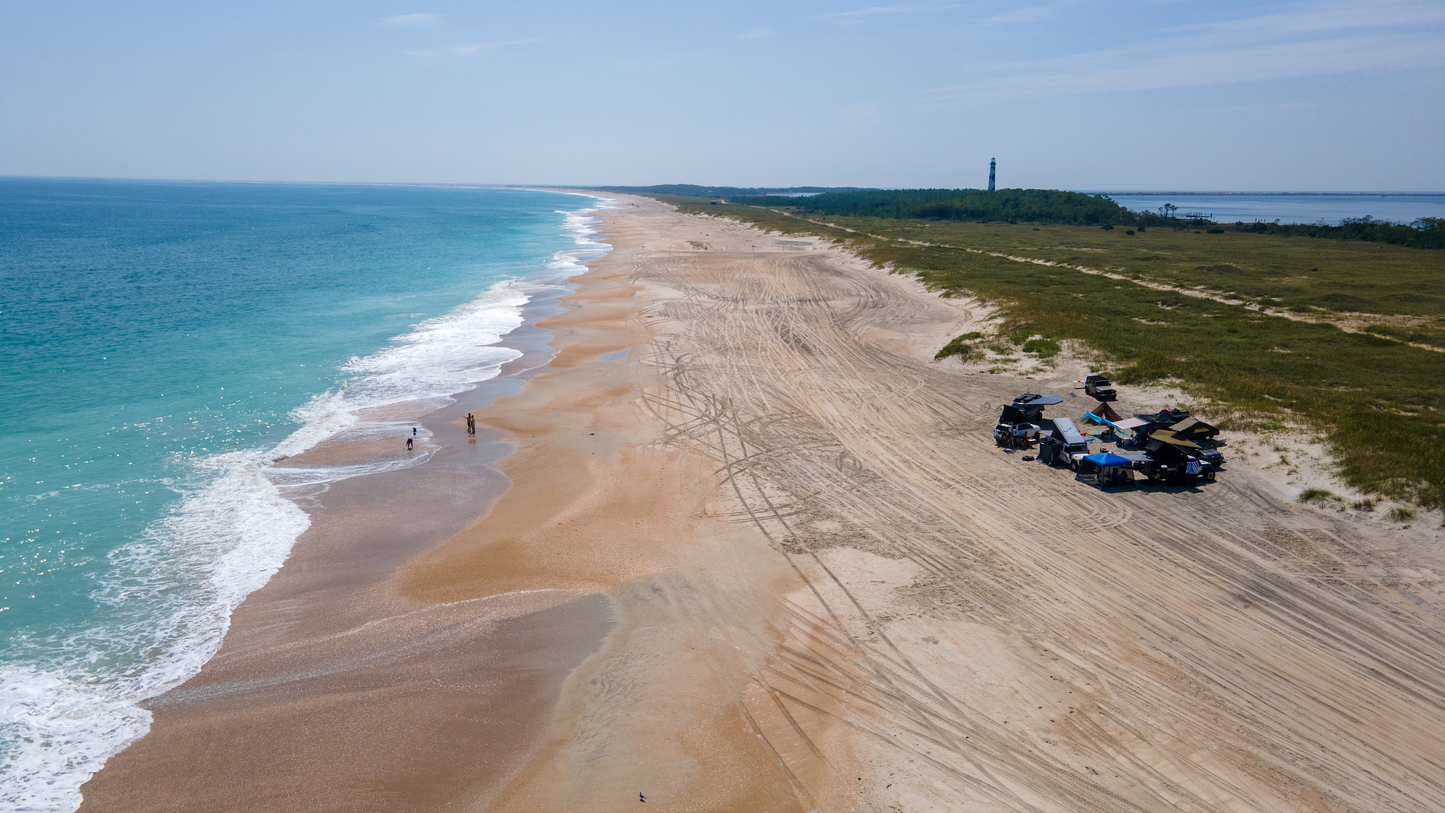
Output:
1102,192,1445,225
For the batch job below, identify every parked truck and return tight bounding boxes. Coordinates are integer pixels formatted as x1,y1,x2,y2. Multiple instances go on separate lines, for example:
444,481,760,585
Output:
1163,417,1226,468
1035,417,1092,469
1135,438,1214,485
1083,374,1117,401
992,393,1062,448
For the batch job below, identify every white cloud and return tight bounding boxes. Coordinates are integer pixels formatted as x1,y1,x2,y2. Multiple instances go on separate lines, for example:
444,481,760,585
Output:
989,7,1049,24
1171,0,1445,40
934,33,1445,102
931,1,1445,103
406,39,540,59
739,27,775,39
826,6,913,26
381,13,442,29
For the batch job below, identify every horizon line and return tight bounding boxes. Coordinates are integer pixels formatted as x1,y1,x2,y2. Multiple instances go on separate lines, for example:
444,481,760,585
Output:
2,175,1443,197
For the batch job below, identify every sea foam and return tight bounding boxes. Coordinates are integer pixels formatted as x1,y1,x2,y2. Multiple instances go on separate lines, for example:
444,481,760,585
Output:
0,196,612,813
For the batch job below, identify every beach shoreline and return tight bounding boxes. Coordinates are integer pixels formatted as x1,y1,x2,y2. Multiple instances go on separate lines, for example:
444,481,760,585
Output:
74,198,647,811
79,194,1445,813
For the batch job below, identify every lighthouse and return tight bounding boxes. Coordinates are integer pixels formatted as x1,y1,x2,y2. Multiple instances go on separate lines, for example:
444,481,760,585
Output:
988,157,996,192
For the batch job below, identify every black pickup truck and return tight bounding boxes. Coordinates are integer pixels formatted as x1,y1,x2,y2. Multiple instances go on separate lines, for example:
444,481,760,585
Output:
992,393,1062,448
1083,374,1117,401
1136,439,1214,485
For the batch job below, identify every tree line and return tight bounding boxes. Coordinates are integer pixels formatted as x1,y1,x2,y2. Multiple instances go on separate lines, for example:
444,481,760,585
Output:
729,188,1445,249
733,188,1131,225
1223,216,1445,250
597,184,871,198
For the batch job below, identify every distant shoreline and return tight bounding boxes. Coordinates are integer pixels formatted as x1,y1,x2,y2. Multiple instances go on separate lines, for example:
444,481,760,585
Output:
1087,191,1445,196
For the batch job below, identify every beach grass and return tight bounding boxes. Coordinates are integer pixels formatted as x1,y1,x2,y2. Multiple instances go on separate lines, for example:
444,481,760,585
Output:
680,200,1445,508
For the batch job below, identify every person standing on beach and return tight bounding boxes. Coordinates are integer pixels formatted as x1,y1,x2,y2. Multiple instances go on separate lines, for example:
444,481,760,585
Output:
405,437,414,451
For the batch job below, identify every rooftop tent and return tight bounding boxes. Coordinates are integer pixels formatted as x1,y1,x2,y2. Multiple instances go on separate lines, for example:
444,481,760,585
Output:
1013,393,1063,407
999,404,1032,424
1003,393,1063,423
1169,416,1219,439
1138,408,1190,428
1050,417,1089,448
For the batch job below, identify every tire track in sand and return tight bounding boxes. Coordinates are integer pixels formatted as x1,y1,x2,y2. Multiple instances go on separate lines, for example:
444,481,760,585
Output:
623,207,1445,812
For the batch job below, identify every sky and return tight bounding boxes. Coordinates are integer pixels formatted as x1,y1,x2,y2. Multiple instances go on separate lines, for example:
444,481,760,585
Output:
2,1,1443,191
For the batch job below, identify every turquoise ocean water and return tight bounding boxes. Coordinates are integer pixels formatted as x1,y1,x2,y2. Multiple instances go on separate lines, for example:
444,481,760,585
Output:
0,179,607,811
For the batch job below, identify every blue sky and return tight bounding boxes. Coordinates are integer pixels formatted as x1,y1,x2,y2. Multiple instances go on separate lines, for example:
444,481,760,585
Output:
2,1,1442,190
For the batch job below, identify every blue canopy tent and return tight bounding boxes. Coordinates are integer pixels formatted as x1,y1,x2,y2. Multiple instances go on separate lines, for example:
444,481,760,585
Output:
1077,452,1135,488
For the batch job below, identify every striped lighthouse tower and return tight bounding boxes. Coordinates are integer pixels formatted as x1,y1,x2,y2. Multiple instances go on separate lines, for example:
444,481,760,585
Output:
988,157,996,192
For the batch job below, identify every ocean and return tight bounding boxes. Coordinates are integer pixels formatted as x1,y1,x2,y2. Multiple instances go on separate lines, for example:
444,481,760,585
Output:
0,179,608,811
1099,193,1445,225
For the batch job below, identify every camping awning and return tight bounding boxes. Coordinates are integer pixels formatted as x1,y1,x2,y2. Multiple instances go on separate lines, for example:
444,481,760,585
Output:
1169,416,1218,438
1151,430,1201,448
1113,417,1149,431
1083,452,1132,467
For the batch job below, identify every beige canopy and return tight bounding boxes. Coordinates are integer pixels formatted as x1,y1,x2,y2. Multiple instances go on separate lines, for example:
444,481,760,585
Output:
1150,430,1202,449
1169,416,1219,439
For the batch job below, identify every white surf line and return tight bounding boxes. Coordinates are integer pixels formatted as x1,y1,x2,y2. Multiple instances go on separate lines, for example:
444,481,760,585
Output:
763,209,1443,355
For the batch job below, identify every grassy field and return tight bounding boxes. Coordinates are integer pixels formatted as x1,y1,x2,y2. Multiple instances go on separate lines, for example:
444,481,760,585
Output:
670,198,1445,510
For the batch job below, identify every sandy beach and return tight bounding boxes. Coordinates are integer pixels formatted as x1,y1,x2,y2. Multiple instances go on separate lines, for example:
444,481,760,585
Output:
79,195,1445,812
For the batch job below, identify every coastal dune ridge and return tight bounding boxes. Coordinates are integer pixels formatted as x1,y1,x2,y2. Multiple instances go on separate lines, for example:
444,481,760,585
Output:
0,191,613,813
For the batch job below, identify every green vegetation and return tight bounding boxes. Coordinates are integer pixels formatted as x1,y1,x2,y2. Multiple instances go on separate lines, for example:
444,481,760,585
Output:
1388,506,1417,522
669,199,1445,508
725,188,1445,249
735,188,1133,226
936,331,984,360
1297,488,1336,504
790,216,1445,321
1022,337,1061,358
597,184,870,199
1228,216,1445,251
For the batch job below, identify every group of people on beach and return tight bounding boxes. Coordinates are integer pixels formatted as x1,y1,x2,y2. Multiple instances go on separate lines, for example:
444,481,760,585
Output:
405,415,477,451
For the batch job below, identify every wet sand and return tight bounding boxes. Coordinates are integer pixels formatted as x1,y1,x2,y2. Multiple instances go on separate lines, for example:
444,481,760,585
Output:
81,195,1445,812
76,212,651,812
